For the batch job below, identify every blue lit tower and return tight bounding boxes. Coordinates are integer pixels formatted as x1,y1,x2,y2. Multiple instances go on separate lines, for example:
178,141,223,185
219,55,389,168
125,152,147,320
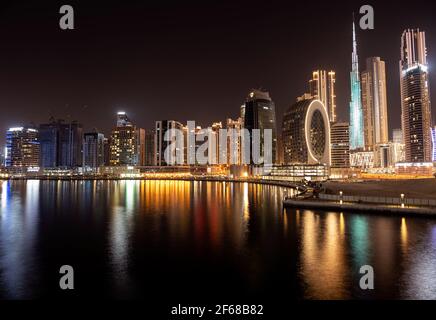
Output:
349,17,365,150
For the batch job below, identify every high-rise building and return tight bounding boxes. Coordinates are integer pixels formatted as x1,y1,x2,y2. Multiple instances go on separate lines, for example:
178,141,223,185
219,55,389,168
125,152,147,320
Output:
83,131,105,170
282,99,330,165
361,57,389,150
0,146,6,167
109,112,144,166
400,29,432,162
330,122,350,168
226,118,243,165
155,120,184,166
58,121,83,168
144,129,155,166
103,137,110,166
39,118,83,168
208,122,222,165
5,127,40,167
137,128,146,166
432,126,436,162
242,89,277,164
39,119,58,168
309,70,337,122
349,19,365,150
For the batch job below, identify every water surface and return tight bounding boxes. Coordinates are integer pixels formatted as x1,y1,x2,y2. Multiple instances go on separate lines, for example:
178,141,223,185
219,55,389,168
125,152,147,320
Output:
1,180,436,300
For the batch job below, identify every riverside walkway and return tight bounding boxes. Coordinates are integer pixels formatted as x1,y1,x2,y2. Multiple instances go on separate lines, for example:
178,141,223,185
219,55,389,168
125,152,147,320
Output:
283,194,436,217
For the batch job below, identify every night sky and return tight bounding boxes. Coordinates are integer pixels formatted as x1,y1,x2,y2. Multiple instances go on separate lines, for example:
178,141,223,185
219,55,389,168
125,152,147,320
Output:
0,0,435,145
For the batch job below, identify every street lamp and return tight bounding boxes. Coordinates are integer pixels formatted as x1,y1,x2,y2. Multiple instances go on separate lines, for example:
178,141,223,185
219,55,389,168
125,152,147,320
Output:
339,191,343,204
401,194,405,208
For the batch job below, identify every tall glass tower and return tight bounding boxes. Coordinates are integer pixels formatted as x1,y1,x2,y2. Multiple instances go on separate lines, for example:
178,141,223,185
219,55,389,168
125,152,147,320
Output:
349,19,364,150
242,89,277,164
400,29,432,162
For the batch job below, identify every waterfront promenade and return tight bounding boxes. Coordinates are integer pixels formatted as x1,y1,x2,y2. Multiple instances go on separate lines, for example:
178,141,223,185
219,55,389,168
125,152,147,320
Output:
324,179,436,200
283,198,436,217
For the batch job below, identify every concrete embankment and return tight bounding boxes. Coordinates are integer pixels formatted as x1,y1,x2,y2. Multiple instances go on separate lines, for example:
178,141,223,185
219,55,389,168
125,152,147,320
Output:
5,176,303,190
283,199,436,217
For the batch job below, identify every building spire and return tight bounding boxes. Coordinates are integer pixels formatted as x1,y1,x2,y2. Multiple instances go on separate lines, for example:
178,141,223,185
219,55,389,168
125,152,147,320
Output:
349,12,364,150
352,13,358,69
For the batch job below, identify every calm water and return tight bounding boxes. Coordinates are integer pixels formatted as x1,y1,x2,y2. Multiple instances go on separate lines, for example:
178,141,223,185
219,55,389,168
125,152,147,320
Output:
1,179,436,300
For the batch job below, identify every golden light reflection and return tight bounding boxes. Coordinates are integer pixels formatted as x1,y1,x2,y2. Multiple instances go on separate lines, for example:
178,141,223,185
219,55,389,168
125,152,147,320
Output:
401,217,408,252
295,209,300,227
242,182,249,223
339,213,345,235
301,211,349,299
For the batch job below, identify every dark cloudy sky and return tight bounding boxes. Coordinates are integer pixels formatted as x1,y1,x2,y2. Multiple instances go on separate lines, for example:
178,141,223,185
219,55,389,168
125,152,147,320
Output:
0,0,435,145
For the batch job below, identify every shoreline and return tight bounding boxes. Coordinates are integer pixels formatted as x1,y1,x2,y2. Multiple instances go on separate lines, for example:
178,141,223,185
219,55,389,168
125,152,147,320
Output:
1,176,302,191
283,198,436,218
324,178,436,200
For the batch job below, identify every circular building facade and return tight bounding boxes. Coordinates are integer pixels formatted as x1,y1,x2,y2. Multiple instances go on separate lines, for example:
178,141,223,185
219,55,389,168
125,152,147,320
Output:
282,99,330,165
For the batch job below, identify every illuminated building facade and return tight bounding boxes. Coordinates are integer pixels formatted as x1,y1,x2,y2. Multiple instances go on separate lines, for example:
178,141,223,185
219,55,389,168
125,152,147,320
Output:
5,127,40,167
400,29,432,162
0,146,5,166
226,118,243,165
309,70,337,122
83,132,105,170
155,120,184,166
208,122,222,164
350,151,374,168
110,112,145,166
395,162,433,176
389,141,406,165
349,20,365,150
361,57,389,150
242,89,277,164
263,164,329,182
330,122,350,168
282,99,331,165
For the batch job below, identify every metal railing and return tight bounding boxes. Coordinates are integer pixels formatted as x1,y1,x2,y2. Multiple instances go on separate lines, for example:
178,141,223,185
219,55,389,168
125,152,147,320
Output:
319,193,436,208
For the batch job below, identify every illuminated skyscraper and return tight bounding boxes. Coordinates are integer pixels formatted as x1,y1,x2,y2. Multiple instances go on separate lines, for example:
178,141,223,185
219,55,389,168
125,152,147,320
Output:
330,122,350,168
361,57,389,150
0,146,5,166
5,127,40,167
400,29,432,162
110,112,144,166
154,120,184,166
242,89,277,164
226,118,243,165
282,98,330,165
349,19,364,150
309,70,337,122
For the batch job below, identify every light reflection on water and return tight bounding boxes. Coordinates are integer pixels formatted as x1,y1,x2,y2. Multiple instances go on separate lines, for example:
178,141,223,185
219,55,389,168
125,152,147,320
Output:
0,180,436,300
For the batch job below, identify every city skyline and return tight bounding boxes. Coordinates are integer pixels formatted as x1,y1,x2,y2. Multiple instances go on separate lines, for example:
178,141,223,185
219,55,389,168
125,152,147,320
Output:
2,1,436,307
0,1,435,146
